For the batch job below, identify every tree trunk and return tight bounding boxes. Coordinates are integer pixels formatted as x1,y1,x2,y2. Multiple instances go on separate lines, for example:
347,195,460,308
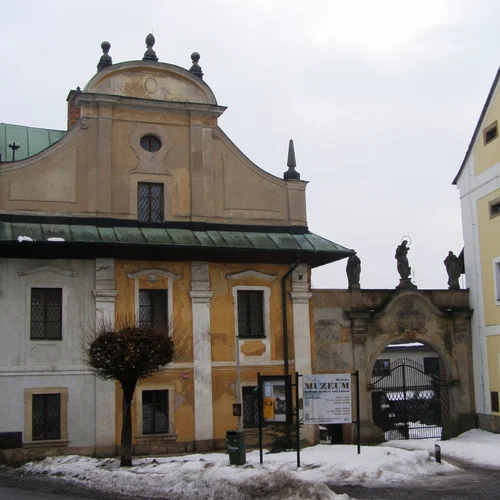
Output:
120,380,137,467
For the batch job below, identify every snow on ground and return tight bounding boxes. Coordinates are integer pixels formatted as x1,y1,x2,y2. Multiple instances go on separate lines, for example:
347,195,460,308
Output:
17,444,455,500
385,428,500,468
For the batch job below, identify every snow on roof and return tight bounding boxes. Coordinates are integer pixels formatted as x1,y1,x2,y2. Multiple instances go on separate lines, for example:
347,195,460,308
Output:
386,342,426,349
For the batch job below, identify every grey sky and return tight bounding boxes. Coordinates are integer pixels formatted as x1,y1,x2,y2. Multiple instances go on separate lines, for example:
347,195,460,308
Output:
1,0,497,289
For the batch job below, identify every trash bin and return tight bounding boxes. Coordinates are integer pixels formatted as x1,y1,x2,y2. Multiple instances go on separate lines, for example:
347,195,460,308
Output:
226,430,246,465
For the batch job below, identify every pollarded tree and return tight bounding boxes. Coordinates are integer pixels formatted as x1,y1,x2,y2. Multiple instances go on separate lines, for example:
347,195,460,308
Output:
83,319,184,466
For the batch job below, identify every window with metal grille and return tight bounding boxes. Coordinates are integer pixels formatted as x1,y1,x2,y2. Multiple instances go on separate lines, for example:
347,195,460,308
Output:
237,290,264,338
243,386,259,428
32,394,61,440
139,290,168,331
30,288,62,340
138,182,164,223
424,357,440,378
491,391,500,413
142,390,169,434
373,359,390,377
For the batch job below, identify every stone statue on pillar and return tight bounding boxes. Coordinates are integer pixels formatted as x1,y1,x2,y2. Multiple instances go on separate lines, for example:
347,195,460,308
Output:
444,251,461,290
346,253,361,289
395,240,416,290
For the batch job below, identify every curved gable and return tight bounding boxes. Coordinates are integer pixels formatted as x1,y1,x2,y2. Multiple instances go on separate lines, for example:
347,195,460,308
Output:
84,61,218,105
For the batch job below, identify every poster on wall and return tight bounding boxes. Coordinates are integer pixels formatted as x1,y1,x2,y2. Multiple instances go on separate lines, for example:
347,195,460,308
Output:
259,375,292,425
303,374,352,424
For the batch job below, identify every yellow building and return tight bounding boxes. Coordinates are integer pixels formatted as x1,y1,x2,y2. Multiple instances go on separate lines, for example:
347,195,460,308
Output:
0,35,352,460
454,65,500,432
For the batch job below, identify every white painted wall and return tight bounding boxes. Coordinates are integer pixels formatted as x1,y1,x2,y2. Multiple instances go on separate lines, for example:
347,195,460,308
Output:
0,258,98,448
456,154,500,415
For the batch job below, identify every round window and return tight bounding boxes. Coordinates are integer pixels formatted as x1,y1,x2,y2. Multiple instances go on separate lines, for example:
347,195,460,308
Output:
140,135,161,152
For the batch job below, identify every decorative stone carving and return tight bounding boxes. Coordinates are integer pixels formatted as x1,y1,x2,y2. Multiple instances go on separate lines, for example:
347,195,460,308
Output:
147,273,159,284
226,270,275,282
79,117,89,129
395,298,425,333
352,333,367,345
455,332,469,344
212,128,222,140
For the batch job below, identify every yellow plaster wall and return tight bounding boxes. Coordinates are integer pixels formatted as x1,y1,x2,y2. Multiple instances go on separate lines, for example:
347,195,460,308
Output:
209,263,294,362
111,120,191,218
114,260,193,361
211,365,287,440
487,335,500,414
115,369,195,444
474,89,500,176
477,189,500,325
114,260,194,443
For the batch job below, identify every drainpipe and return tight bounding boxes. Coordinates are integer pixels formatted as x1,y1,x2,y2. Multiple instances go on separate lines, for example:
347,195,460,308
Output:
282,259,301,375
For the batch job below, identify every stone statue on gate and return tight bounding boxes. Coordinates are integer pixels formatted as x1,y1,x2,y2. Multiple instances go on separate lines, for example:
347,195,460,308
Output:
395,239,417,290
346,253,361,289
395,240,411,279
444,251,461,290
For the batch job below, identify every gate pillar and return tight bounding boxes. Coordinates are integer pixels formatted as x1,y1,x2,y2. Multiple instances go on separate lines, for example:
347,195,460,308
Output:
352,332,384,443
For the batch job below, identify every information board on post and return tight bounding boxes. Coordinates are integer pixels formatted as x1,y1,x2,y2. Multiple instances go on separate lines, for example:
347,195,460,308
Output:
303,374,352,424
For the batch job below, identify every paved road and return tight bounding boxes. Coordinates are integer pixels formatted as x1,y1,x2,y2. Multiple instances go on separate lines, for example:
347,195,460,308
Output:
0,487,93,500
329,462,500,499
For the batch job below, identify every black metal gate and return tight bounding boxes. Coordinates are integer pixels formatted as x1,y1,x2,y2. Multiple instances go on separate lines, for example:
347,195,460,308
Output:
371,358,449,440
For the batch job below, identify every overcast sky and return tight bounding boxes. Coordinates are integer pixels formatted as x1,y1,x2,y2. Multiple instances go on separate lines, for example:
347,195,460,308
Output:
1,0,498,290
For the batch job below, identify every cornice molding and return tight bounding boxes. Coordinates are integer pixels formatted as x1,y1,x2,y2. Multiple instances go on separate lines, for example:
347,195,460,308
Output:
226,270,276,282
17,265,76,277
127,268,181,281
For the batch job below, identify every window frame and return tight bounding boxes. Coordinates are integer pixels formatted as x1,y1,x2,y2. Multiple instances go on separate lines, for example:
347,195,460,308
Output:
140,134,162,153
137,182,164,223
23,388,68,446
483,120,498,146
138,289,168,331
232,286,270,340
237,290,265,339
493,257,500,306
141,389,170,435
30,287,63,340
242,385,260,429
135,383,176,440
489,196,500,220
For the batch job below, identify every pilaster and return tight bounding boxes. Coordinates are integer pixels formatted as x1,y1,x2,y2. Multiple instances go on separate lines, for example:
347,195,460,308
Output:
189,261,214,449
291,264,314,443
93,258,118,454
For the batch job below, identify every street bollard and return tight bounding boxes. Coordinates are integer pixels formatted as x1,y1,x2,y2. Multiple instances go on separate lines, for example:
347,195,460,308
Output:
435,444,441,464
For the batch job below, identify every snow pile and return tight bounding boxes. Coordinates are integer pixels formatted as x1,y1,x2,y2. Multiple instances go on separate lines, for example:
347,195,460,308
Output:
47,237,65,242
18,445,456,499
385,428,500,468
17,236,34,242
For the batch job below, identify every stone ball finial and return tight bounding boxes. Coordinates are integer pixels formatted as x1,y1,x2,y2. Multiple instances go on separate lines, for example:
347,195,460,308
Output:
143,33,158,61
97,40,113,72
189,52,204,79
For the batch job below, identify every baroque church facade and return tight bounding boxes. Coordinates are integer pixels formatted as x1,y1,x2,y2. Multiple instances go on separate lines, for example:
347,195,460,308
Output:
0,36,352,461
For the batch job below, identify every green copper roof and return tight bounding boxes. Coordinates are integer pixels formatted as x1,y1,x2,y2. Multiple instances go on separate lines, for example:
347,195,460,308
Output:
0,123,66,162
0,222,353,267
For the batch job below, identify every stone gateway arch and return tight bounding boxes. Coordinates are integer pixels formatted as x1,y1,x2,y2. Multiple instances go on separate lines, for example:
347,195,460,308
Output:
312,288,475,443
